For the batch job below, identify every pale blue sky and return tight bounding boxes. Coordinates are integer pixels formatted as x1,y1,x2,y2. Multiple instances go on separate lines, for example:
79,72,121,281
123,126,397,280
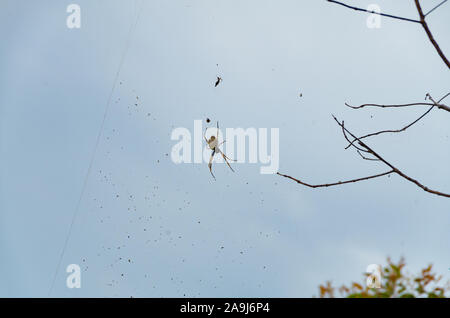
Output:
0,0,449,297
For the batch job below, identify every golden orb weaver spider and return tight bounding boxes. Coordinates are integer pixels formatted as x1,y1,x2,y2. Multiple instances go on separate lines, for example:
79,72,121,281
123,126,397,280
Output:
204,121,235,179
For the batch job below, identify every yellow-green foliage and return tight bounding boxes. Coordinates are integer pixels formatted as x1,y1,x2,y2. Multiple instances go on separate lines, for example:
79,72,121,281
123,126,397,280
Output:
318,257,449,298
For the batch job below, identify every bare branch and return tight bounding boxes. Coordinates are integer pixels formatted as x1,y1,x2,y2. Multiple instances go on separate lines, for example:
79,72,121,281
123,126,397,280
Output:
278,116,450,198
344,93,450,149
276,171,394,188
440,92,450,101
345,104,434,149
327,0,421,23
343,93,450,149
415,0,450,68
327,0,450,68
340,120,370,153
345,102,450,113
346,102,432,109
424,0,448,17
335,117,450,198
357,149,380,161
429,92,450,104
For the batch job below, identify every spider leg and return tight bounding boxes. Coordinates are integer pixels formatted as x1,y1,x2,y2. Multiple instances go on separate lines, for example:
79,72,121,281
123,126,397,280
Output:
216,121,219,140
204,126,209,144
217,143,236,162
208,149,216,179
223,153,236,162
218,149,235,172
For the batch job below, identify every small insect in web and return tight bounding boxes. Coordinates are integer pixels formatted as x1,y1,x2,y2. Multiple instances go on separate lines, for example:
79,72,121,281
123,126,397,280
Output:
214,76,222,87
204,121,235,179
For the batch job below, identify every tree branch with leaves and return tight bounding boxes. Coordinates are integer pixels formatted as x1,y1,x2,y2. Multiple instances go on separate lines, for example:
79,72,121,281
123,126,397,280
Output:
318,257,450,298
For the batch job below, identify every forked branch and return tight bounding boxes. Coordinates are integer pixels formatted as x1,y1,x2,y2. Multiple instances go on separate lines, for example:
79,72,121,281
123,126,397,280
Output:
344,93,450,149
326,0,421,23
278,115,450,198
414,0,450,68
327,0,450,69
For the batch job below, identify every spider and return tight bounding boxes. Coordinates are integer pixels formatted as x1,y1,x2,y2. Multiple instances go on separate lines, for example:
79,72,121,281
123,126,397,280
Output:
204,121,235,179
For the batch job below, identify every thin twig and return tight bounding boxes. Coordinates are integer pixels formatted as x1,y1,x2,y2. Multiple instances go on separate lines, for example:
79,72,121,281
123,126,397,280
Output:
436,92,450,103
345,104,435,149
327,0,450,68
334,116,450,198
346,102,433,109
278,116,450,198
424,0,448,17
344,92,450,149
344,93,450,149
345,102,450,112
327,0,421,23
276,171,394,188
357,149,380,161
414,0,450,68
340,120,370,153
